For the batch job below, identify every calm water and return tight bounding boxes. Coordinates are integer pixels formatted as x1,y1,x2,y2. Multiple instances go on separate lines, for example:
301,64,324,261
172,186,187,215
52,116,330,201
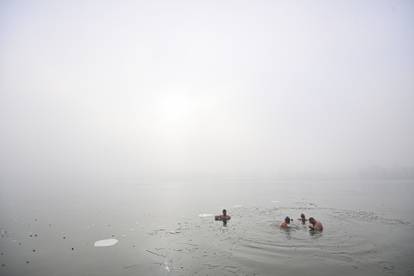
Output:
1,178,414,275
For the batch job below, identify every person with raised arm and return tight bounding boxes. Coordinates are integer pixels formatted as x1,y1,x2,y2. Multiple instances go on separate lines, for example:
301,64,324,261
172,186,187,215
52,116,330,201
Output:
215,209,231,221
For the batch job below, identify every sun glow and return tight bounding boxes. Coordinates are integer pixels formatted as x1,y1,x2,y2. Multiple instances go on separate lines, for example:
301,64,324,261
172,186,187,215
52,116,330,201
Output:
156,93,194,125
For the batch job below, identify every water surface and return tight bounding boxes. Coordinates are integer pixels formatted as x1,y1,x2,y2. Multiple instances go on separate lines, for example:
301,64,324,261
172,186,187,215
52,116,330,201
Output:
1,178,413,275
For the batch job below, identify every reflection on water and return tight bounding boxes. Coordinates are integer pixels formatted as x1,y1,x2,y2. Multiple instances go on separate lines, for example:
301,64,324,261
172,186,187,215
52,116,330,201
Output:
281,227,292,240
1,179,414,275
309,229,323,238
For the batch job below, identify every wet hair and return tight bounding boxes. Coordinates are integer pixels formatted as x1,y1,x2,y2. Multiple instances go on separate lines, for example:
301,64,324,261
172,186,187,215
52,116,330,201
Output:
309,217,315,224
285,216,290,223
222,209,227,215
300,213,305,219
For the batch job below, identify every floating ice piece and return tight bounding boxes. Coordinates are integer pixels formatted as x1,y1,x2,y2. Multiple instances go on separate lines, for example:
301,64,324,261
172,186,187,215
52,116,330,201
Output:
198,214,213,218
94,238,119,247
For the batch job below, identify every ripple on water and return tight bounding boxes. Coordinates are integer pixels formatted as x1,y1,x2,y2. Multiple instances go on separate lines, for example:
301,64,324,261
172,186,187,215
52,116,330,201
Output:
328,208,410,225
6,204,402,275
216,204,406,273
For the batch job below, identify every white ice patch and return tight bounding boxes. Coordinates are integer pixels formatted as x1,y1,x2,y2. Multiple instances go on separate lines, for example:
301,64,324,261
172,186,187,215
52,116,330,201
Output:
271,200,280,203
232,204,243,208
94,238,119,247
164,261,170,272
198,214,214,218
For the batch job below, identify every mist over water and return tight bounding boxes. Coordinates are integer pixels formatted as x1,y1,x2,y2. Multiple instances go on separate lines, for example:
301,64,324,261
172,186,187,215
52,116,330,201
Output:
1,178,414,275
1,0,414,275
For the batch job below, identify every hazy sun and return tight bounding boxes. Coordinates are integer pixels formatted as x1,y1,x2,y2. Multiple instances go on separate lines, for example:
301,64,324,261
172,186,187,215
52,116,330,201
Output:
155,92,195,127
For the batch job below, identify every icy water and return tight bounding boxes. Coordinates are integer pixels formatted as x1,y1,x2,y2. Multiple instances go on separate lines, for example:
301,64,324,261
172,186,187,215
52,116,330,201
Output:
1,178,414,275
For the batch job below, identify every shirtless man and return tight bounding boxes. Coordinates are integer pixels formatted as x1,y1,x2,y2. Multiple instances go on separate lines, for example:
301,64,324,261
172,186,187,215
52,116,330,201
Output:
280,216,291,229
298,213,307,224
215,209,231,221
308,217,323,232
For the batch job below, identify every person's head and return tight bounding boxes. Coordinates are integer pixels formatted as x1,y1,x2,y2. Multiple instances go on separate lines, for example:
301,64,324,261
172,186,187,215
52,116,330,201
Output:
285,216,290,224
300,213,305,219
309,217,316,225
222,209,227,216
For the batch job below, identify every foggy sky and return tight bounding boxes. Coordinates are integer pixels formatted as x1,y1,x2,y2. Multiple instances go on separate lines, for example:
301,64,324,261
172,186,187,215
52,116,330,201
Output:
1,0,414,181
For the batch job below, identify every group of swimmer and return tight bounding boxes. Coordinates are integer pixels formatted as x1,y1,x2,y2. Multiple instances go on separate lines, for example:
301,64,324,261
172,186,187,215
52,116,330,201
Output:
214,209,323,232
280,213,323,232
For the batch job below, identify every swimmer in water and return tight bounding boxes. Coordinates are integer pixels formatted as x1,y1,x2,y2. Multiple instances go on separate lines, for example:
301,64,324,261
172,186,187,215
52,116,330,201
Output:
215,209,231,221
308,217,323,232
298,213,307,224
280,216,291,229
